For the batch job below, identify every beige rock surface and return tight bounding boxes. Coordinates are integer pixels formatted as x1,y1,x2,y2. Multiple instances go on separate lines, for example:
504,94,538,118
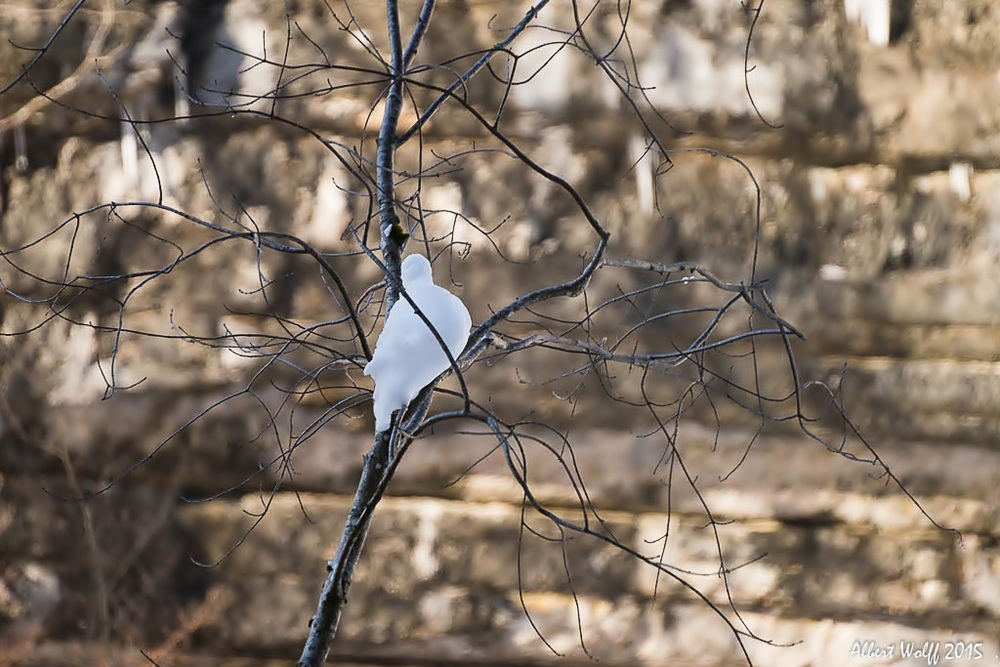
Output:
3,1,1000,665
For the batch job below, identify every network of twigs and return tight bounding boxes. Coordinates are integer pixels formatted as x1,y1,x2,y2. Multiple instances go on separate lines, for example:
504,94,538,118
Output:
0,2,944,666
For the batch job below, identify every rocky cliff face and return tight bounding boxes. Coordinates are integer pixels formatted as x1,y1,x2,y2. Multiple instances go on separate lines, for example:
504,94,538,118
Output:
2,1,999,665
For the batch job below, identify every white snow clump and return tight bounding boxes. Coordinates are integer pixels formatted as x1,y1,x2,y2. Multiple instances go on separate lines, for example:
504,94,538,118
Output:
364,254,472,433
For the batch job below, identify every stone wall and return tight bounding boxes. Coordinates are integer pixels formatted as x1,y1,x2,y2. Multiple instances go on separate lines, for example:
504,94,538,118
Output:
2,1,1000,665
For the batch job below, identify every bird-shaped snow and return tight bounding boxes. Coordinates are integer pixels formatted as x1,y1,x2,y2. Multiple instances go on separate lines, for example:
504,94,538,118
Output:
364,254,472,433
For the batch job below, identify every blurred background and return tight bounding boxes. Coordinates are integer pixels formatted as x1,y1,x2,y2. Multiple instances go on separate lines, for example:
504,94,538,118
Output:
1,1,999,665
